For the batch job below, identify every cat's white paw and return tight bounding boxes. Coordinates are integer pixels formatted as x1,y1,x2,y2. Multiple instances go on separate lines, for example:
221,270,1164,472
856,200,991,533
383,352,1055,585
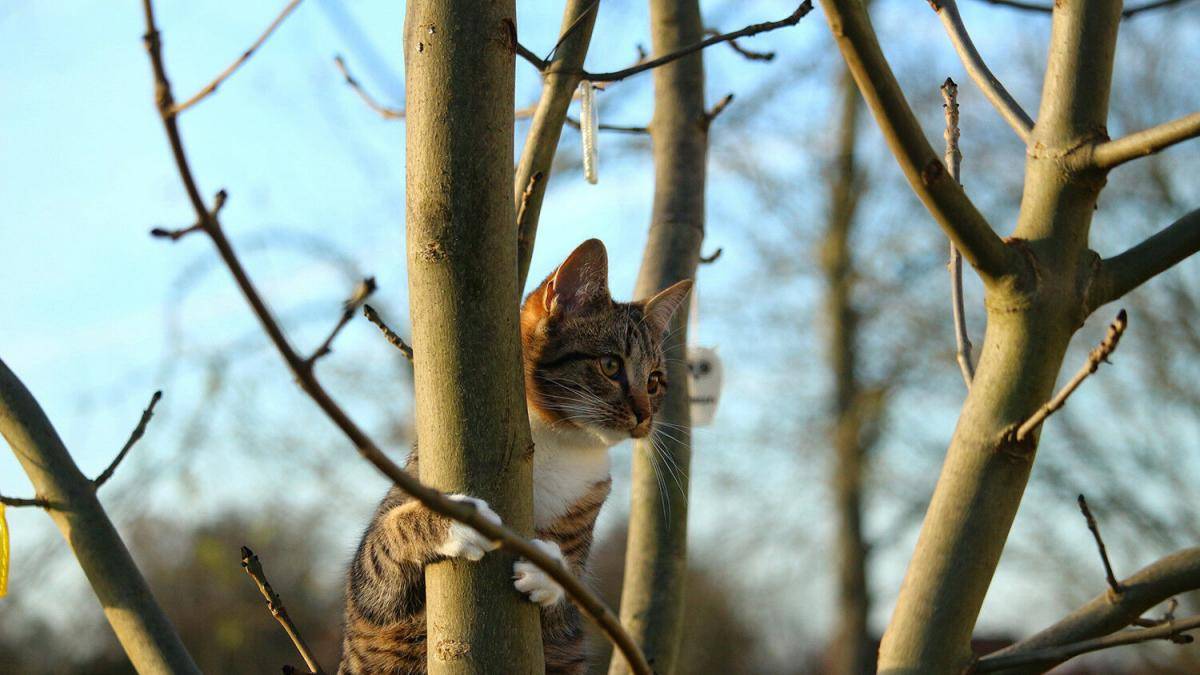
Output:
513,539,566,607
436,495,502,562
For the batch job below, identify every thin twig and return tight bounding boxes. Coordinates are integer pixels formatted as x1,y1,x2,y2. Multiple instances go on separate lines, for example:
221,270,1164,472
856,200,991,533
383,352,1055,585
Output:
517,1,814,84
170,0,304,116
703,93,736,129
305,277,376,367
974,614,1200,672
1077,494,1121,597
240,547,324,674
0,494,49,508
564,116,650,134
142,5,650,671
942,78,974,387
706,28,775,61
974,0,1193,18
333,55,404,120
931,0,1034,141
362,305,414,361
699,247,723,264
1014,309,1128,441
93,391,163,489
1089,111,1200,171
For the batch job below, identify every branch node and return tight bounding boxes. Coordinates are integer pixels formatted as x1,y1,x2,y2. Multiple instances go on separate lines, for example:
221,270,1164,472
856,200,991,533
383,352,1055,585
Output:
305,277,377,369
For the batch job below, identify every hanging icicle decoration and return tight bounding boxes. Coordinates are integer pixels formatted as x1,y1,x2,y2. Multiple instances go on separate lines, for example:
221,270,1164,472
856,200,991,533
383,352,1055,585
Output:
580,81,599,184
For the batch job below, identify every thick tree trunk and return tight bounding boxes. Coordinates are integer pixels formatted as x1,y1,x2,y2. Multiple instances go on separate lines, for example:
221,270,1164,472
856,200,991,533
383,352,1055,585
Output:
402,2,542,672
877,1,1124,672
0,358,199,675
609,1,706,673
823,64,873,675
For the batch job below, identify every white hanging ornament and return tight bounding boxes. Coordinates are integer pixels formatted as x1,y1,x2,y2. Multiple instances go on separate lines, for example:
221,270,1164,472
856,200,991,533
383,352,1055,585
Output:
579,81,599,184
684,283,723,426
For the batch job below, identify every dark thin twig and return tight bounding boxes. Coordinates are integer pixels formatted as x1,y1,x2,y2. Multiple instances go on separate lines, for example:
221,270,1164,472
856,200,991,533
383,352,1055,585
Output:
974,0,1192,17
1014,309,1127,441
706,28,775,61
564,116,649,134
93,391,163,489
0,494,49,508
362,305,413,362
517,1,813,83
171,0,304,115
542,0,601,63
974,614,1200,672
306,277,376,367
942,78,974,387
1077,494,1121,597
699,247,723,264
703,93,736,128
240,547,324,675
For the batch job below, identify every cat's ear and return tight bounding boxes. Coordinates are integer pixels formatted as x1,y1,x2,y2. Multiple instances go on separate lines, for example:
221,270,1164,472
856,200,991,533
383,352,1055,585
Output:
544,239,611,315
643,279,693,334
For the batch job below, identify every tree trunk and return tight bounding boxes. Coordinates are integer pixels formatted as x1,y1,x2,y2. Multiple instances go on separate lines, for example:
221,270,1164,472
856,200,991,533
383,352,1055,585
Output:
877,1,1124,672
609,0,706,673
823,64,873,675
402,2,542,672
0,358,199,675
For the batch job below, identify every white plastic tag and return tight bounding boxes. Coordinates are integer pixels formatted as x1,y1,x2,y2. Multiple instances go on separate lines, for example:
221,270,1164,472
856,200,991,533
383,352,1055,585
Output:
580,82,599,184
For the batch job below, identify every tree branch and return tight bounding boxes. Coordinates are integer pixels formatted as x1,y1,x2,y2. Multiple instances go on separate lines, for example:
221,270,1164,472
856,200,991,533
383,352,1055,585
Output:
0,494,49,508
1089,208,1200,307
706,28,776,61
240,546,324,674
973,0,1194,18
816,0,1016,281
516,1,814,85
975,615,1200,672
942,78,975,387
304,277,375,368
332,55,403,120
170,0,304,116
931,0,1034,141
1013,309,1126,442
140,4,648,672
1090,111,1200,170
1077,494,1121,597
362,304,413,361
564,116,650,134
93,390,162,489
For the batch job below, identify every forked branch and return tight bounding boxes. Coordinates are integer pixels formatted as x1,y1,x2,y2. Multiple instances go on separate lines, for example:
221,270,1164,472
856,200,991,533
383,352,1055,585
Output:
816,0,1015,280
975,615,1200,672
241,546,324,674
931,0,1033,141
1089,208,1200,307
140,3,648,672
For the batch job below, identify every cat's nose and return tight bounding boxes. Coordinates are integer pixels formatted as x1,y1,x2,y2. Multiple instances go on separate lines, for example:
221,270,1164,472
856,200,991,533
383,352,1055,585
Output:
631,418,652,438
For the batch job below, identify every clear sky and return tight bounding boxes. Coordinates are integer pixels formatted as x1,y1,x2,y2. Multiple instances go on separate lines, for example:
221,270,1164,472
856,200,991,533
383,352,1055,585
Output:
3,0,1199,668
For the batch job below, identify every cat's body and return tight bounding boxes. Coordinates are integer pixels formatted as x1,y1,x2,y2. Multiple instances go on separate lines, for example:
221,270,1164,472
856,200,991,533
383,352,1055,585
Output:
338,240,691,674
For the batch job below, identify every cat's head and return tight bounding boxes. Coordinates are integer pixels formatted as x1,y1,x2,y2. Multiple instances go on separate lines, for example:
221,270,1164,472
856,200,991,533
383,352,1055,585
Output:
521,239,692,445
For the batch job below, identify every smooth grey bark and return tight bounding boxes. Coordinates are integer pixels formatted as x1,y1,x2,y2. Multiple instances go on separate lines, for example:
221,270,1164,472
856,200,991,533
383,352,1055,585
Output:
403,2,542,672
608,0,706,673
0,357,199,675
823,63,874,675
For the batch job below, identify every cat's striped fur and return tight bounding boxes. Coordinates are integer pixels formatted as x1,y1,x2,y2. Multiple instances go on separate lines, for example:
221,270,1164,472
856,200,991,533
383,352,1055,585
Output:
339,240,692,674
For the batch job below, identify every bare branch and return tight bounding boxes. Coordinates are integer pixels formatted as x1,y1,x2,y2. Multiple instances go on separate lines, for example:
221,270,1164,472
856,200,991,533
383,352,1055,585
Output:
705,28,775,61
1077,494,1121,597
699,247,723,264
1089,208,1200,308
1090,111,1200,170
1013,309,1127,442
0,494,48,508
564,116,650,134
141,5,646,669
974,0,1194,18
93,390,163,489
942,79,975,387
517,2,814,85
975,614,1200,672
170,0,304,116
305,277,376,368
362,305,413,362
931,0,1034,141
703,93,736,129
333,55,404,120
240,546,325,674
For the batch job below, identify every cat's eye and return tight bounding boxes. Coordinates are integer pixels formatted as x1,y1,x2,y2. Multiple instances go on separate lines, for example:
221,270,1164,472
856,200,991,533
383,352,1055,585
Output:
647,371,666,395
599,355,622,378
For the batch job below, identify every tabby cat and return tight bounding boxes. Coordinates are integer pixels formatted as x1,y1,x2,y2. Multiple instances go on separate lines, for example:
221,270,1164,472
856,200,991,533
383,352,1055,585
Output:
338,239,692,674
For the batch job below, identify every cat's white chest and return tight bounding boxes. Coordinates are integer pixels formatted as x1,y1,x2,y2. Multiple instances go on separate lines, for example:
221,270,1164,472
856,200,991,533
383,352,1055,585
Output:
530,421,612,527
